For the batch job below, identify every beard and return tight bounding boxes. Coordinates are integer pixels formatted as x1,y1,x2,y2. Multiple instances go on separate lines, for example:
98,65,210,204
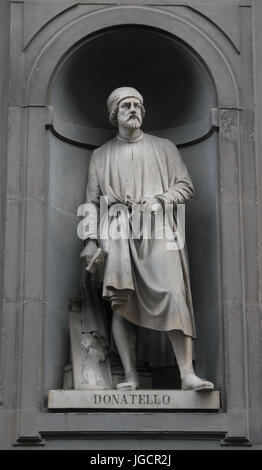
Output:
118,114,142,129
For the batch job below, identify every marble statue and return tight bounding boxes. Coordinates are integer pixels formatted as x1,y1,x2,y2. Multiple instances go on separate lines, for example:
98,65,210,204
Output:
75,87,214,392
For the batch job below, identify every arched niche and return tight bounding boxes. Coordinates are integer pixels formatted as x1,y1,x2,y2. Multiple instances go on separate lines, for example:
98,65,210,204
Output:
46,24,222,392
50,26,216,146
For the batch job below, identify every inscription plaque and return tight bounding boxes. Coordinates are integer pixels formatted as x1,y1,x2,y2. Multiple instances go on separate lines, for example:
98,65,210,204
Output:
48,390,220,410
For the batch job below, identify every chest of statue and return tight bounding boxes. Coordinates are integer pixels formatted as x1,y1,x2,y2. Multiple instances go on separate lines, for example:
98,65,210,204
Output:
96,135,170,200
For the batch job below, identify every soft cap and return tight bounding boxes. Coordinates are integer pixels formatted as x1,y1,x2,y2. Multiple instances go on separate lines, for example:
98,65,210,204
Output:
107,87,143,115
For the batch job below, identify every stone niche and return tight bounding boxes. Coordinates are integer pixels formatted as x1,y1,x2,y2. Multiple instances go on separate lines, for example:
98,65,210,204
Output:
46,25,222,396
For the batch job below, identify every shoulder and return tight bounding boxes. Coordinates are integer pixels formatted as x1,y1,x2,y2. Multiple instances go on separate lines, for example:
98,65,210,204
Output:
144,133,178,150
94,137,116,154
91,137,117,160
144,133,183,168
90,137,116,165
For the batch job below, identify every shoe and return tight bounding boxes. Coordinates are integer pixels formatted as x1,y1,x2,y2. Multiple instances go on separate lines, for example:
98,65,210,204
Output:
181,371,214,391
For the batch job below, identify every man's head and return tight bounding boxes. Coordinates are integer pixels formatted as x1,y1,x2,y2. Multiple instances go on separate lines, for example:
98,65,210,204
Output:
107,87,145,129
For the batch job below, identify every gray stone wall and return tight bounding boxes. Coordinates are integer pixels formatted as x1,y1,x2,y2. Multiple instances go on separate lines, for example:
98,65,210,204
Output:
0,0,10,449
250,0,262,447
0,0,262,449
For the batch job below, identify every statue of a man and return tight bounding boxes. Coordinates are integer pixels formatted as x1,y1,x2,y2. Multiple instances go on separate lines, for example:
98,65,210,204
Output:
81,87,214,391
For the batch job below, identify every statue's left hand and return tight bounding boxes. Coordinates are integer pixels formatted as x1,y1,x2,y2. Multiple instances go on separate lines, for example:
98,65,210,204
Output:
140,197,162,212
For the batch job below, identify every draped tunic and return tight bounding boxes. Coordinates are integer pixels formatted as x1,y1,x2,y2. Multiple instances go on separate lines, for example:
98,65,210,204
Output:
85,132,196,339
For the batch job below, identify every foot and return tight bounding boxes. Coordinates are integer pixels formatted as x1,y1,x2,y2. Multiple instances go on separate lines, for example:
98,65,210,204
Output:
181,371,214,391
116,370,139,391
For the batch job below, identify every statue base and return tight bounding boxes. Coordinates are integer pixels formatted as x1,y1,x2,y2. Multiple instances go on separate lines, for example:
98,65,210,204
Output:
48,389,220,410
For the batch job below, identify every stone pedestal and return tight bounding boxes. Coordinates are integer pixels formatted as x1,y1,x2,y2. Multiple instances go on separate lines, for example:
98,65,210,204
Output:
48,389,220,410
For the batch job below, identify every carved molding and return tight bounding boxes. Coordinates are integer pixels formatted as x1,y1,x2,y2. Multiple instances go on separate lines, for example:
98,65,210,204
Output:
19,5,240,107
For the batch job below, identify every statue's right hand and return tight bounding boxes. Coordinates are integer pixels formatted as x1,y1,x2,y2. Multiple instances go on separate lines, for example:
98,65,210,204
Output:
80,239,98,264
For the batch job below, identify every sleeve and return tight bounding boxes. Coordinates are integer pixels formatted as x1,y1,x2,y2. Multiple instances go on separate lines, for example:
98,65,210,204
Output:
84,151,102,241
86,151,102,205
155,140,194,205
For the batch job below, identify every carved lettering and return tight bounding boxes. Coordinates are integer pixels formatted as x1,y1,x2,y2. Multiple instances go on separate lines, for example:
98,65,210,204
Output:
104,394,111,404
120,394,128,404
139,394,146,405
131,394,137,404
93,392,173,407
154,394,161,405
146,394,154,405
112,394,119,404
94,394,101,404
163,394,171,405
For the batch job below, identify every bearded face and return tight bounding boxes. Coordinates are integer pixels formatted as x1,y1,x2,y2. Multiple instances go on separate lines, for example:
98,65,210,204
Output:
117,97,143,129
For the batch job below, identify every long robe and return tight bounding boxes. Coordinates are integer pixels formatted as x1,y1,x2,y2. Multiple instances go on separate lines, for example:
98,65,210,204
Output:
84,132,196,344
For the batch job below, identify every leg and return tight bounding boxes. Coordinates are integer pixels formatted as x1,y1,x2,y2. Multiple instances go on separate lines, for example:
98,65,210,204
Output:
112,310,139,390
167,330,214,391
